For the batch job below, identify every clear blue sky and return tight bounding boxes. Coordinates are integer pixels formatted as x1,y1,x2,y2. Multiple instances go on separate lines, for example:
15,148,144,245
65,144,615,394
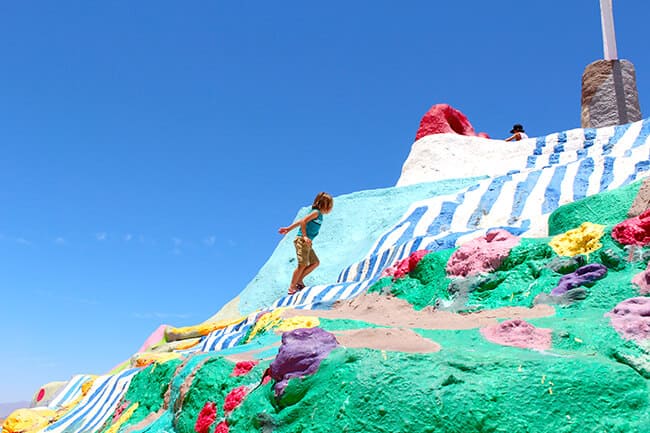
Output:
1,1,648,402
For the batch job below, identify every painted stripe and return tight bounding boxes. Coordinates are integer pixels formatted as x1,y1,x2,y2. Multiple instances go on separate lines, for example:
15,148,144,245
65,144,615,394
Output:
48,375,90,409
630,118,650,149
599,156,616,192
573,157,595,200
542,165,568,214
508,170,542,225
527,136,548,168
467,174,513,228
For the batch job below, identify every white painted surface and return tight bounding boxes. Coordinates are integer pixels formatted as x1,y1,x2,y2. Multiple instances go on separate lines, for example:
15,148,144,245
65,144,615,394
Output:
396,134,537,186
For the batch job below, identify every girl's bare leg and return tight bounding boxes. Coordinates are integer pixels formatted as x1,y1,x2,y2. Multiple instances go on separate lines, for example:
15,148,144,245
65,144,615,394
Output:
297,261,319,286
289,265,306,293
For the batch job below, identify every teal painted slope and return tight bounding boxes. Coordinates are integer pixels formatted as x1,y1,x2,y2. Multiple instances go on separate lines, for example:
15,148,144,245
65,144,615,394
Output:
239,177,485,315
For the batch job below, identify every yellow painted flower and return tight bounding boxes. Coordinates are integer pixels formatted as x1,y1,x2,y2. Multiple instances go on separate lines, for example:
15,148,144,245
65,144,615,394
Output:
549,222,605,257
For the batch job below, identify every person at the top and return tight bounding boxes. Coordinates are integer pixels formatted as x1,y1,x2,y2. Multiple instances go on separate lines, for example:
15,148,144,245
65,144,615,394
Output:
278,192,334,295
505,123,529,142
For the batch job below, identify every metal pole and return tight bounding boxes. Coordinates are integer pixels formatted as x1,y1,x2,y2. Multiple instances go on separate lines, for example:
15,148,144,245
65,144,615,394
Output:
600,0,618,60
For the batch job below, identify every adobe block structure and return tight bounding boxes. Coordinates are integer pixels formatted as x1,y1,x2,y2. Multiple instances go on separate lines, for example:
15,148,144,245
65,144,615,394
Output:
581,59,642,128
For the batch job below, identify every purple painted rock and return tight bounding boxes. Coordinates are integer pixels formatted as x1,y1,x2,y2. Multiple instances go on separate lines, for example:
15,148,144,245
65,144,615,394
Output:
550,263,607,296
270,327,338,396
605,297,650,341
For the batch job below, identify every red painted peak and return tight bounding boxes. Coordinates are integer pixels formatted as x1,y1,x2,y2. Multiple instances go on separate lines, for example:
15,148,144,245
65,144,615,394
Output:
415,104,489,141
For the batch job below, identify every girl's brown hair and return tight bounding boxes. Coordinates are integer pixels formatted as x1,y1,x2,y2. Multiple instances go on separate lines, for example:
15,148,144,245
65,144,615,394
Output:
312,192,333,212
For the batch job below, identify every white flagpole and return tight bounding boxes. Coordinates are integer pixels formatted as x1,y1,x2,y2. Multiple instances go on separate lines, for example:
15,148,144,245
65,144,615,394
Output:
600,0,618,60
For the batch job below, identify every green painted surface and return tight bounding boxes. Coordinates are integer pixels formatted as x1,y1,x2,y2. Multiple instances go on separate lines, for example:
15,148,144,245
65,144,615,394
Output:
229,347,649,433
106,181,650,433
547,179,642,236
367,249,455,310
99,359,181,433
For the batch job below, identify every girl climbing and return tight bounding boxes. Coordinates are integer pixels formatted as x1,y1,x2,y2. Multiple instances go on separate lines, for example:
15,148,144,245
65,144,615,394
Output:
278,192,334,295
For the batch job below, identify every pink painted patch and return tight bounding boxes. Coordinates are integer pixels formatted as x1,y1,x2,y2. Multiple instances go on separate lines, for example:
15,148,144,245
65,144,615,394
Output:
481,319,552,350
36,388,45,402
632,262,650,295
215,421,229,433
112,401,131,423
415,104,489,141
136,324,169,354
446,230,520,277
381,250,430,279
612,210,650,246
231,360,258,377
194,401,217,433
224,386,249,414
605,297,650,341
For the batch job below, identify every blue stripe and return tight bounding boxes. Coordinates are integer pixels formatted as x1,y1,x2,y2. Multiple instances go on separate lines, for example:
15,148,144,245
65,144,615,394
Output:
214,332,240,351
583,128,597,147
45,370,136,433
604,123,630,155
310,284,343,306
573,157,595,200
526,136,547,168
338,264,351,283
496,219,531,236
508,170,542,224
411,235,424,251
467,174,512,228
377,206,429,256
43,379,112,431
52,375,85,408
368,207,429,259
82,379,123,432
526,155,536,168
426,189,468,236
599,156,616,192
547,132,567,166
225,332,246,349
542,165,567,213
624,161,650,184
371,248,392,280
554,132,567,152
630,119,650,149
427,231,472,251
383,245,402,272
84,376,133,433
359,253,379,282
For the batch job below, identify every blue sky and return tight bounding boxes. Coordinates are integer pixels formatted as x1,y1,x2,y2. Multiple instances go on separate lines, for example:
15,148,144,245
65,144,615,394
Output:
1,1,649,402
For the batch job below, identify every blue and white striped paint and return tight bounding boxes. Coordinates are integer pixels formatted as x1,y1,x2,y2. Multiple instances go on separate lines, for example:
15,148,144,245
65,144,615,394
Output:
181,119,650,359
46,374,95,410
42,369,138,433
40,118,650,433
337,119,650,285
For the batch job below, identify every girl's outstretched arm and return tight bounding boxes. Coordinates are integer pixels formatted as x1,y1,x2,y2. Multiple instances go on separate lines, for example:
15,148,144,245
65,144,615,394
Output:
278,210,319,238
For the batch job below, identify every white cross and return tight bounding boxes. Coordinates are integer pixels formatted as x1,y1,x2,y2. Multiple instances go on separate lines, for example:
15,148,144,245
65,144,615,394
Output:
600,0,618,60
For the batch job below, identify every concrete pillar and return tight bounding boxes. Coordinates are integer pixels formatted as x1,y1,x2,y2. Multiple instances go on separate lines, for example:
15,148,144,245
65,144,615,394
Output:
581,59,642,128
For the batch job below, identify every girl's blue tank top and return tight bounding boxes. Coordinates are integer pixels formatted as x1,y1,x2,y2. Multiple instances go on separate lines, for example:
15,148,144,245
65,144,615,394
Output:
298,209,323,240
